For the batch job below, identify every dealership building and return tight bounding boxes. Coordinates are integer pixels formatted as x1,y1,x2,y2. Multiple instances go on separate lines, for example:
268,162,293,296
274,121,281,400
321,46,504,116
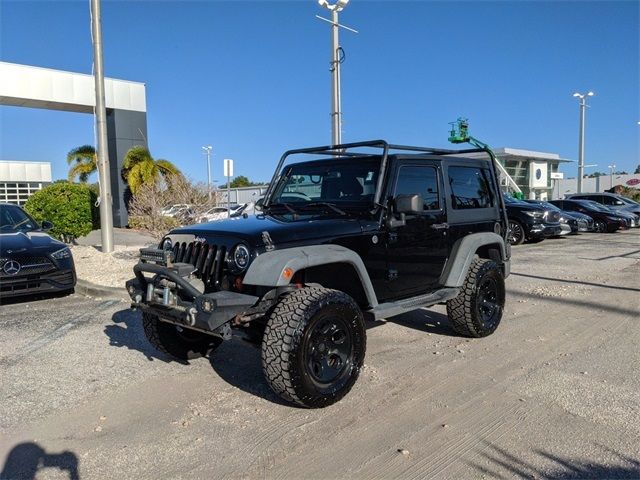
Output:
0,160,52,206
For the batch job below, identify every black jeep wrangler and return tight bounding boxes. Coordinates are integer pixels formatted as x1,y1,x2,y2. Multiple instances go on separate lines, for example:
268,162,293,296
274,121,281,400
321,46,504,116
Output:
127,140,511,408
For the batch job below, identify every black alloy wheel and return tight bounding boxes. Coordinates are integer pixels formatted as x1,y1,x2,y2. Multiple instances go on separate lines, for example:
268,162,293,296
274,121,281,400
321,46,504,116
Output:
594,220,607,233
303,315,353,387
508,220,525,245
476,275,502,332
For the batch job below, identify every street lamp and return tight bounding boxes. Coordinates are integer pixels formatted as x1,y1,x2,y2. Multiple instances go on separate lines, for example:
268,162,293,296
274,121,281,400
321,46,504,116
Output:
572,91,594,193
317,0,357,146
202,145,212,201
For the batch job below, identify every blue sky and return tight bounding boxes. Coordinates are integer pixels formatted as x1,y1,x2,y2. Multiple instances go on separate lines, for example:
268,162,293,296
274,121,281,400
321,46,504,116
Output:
1,0,638,184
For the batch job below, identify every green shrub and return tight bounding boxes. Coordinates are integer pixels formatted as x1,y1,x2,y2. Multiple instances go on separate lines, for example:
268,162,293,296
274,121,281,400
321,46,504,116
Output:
24,182,98,240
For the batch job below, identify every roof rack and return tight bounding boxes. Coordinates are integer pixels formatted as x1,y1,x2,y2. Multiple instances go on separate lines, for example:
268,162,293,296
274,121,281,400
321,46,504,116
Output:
263,139,492,208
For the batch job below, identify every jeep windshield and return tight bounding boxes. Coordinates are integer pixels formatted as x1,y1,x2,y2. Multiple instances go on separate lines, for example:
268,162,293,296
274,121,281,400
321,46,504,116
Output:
266,158,380,216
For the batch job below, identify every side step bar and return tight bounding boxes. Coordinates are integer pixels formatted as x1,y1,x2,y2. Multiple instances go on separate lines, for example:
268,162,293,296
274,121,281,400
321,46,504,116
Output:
368,287,460,320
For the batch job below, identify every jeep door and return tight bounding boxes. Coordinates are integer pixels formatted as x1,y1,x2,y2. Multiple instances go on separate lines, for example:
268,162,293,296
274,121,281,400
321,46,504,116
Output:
385,161,448,296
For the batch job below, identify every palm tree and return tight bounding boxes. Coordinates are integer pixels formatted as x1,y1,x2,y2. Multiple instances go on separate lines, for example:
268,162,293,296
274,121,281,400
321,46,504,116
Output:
67,145,97,183
121,146,181,194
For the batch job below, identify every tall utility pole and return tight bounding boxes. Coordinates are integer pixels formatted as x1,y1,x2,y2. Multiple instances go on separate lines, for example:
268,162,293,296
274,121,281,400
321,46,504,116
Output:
573,91,594,194
317,0,357,146
202,145,212,201
330,8,341,146
90,0,114,253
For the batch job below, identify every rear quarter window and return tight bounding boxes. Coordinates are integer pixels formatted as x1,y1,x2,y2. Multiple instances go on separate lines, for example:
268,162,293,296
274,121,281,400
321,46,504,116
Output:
448,166,494,210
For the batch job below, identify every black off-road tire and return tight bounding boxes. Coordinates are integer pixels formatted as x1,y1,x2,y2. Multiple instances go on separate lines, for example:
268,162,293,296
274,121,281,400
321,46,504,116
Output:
446,258,505,338
142,312,222,361
261,287,366,408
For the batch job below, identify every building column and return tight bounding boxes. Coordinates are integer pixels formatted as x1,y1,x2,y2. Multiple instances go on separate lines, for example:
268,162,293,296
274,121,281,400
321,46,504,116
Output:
106,109,148,227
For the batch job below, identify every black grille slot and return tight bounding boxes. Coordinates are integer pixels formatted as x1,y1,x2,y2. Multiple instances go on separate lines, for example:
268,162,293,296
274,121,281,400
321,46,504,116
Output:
171,241,226,288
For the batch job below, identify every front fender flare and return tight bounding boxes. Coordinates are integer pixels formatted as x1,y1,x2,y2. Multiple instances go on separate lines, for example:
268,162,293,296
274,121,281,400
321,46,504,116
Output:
243,244,379,308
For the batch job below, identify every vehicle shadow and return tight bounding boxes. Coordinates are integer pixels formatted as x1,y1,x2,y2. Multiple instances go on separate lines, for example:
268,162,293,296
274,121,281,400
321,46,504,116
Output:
0,289,74,307
0,442,79,480
104,309,175,363
380,308,466,337
467,441,640,479
207,337,293,407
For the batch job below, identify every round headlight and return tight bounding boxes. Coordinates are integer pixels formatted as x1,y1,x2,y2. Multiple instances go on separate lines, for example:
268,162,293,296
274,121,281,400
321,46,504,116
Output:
161,237,173,251
230,244,250,272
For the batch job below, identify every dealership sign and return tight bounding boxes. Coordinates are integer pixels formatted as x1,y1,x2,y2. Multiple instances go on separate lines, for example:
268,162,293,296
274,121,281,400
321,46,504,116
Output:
626,178,640,186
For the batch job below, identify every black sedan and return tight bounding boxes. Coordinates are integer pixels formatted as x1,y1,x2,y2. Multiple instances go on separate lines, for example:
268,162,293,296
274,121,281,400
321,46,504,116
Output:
550,199,627,233
503,194,562,244
0,203,76,297
524,200,594,233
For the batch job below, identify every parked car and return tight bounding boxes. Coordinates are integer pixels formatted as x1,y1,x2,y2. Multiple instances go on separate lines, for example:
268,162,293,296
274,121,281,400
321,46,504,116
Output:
503,194,562,245
127,139,512,408
197,205,243,223
567,192,640,215
604,207,640,229
161,204,191,217
549,199,627,233
524,200,593,234
0,203,76,297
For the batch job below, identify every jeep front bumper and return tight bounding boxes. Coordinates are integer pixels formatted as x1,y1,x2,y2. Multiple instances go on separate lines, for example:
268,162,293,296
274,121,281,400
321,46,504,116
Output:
126,261,258,336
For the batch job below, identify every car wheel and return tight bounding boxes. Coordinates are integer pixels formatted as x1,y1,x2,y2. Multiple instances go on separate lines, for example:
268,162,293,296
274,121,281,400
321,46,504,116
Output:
594,220,606,233
262,287,366,408
507,220,525,245
446,258,505,338
142,312,222,361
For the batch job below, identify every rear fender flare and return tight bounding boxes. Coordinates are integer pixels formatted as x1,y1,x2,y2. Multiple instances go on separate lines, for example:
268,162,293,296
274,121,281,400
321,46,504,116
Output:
440,232,508,287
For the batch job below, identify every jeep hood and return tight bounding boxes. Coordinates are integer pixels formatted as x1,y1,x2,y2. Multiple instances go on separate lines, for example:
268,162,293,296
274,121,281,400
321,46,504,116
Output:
172,215,364,248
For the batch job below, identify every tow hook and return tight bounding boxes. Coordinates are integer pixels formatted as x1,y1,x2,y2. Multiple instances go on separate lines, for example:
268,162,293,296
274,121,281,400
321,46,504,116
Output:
187,307,197,326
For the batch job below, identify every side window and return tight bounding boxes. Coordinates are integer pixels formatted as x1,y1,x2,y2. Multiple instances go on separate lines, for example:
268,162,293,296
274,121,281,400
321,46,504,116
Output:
448,166,493,209
394,166,440,210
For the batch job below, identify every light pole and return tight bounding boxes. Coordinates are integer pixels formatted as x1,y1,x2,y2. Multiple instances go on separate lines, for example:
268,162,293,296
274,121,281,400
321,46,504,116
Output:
90,0,114,253
317,0,356,147
202,145,212,201
608,163,616,189
573,91,594,193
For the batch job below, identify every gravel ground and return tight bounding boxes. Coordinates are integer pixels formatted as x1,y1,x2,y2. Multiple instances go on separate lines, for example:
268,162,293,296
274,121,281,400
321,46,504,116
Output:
71,245,143,288
1,229,639,479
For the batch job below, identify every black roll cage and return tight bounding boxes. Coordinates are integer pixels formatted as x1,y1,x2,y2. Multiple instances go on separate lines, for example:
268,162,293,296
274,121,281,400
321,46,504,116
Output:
262,140,500,209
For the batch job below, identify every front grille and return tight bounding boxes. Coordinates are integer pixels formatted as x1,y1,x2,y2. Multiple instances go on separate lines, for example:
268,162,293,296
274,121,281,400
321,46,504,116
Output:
172,241,226,288
0,256,55,278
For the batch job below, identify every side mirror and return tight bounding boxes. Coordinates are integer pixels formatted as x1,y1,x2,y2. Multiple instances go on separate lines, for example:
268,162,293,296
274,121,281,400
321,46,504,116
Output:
388,194,423,228
395,194,423,215
41,220,54,231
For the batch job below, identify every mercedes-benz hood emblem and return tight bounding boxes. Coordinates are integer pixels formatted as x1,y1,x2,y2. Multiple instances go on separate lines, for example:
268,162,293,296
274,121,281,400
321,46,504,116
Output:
3,260,21,275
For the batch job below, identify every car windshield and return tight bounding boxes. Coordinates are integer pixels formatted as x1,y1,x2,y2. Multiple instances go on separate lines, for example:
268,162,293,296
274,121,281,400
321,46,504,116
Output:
616,195,639,206
503,193,527,205
0,205,40,232
267,158,380,215
578,200,611,212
